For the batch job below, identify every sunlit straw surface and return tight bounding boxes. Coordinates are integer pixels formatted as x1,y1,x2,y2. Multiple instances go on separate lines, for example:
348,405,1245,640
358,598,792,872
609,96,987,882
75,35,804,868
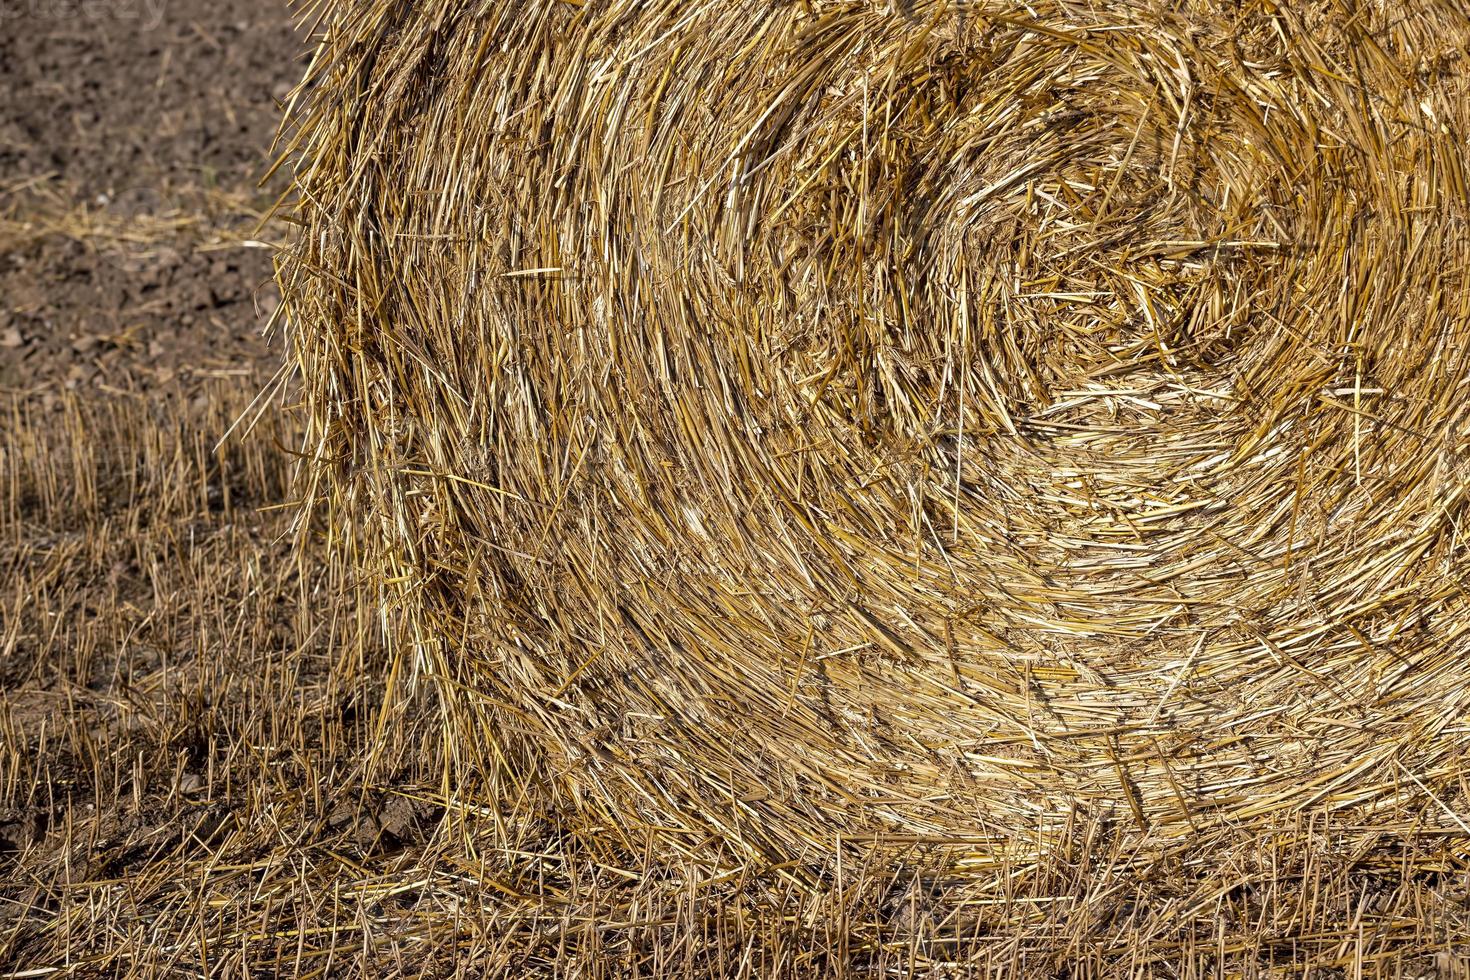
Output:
276,0,1470,955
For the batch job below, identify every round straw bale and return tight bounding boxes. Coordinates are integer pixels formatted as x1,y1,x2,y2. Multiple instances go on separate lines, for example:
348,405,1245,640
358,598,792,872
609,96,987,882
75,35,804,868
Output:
278,0,1470,867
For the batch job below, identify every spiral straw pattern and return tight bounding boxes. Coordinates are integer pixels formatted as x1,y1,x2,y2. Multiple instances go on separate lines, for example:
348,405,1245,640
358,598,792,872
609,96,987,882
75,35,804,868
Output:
279,0,1470,871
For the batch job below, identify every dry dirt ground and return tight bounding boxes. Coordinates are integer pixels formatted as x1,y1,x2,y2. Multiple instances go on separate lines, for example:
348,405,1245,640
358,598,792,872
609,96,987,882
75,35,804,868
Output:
3,1,1470,978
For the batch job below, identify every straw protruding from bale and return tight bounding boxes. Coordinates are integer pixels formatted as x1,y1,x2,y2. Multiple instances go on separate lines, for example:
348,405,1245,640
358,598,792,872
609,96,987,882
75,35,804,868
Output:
278,0,1470,876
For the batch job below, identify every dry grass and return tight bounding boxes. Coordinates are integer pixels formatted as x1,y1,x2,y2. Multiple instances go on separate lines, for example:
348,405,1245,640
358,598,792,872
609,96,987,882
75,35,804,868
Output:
0,174,282,260
0,385,422,975
270,0,1470,972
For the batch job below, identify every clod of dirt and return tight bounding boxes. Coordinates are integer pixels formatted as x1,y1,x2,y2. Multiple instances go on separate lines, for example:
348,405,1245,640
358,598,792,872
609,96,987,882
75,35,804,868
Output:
0,809,47,856
376,796,421,841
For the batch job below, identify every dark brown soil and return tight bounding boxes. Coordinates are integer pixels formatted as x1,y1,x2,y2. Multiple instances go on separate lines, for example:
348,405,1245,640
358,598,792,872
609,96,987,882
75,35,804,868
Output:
0,0,299,394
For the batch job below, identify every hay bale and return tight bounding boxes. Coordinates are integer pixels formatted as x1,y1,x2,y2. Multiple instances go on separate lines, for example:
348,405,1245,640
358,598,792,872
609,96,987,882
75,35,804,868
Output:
278,0,1470,873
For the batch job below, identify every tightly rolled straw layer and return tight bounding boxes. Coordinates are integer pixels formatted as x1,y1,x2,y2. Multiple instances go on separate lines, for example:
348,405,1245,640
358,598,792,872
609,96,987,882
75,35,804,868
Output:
279,0,1470,874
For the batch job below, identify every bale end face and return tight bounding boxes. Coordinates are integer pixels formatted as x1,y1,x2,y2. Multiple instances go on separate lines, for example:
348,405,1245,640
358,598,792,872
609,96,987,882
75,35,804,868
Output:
278,0,1470,875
